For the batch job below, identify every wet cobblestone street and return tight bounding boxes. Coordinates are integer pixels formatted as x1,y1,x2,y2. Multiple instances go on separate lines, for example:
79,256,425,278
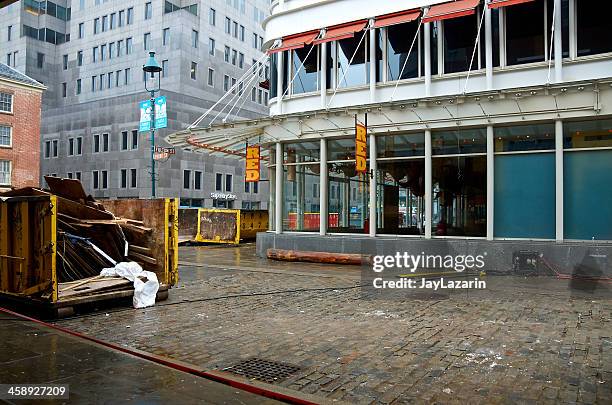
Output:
55,245,612,404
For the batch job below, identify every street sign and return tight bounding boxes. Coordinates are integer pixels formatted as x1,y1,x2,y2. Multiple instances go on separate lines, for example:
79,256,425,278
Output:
139,96,167,132
154,96,167,129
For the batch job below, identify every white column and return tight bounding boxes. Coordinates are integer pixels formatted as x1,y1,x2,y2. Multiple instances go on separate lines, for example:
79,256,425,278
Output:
486,125,494,240
554,0,563,82
369,21,376,103
424,21,431,97
425,129,432,238
319,138,327,235
320,41,327,109
276,52,284,114
484,1,493,90
555,120,563,241
369,133,376,237
275,142,282,234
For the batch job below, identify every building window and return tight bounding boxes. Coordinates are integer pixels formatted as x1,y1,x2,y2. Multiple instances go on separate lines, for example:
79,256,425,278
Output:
78,22,84,38
232,21,238,38
93,134,100,153
224,46,230,62
253,33,258,49
110,12,116,29
68,139,75,157
44,141,50,158
102,15,108,32
0,93,13,113
335,35,367,89
207,68,214,86
77,50,83,66
126,37,133,54
209,8,216,25
192,29,198,48
563,119,612,240
145,2,152,20
7,25,12,41
91,76,96,92
76,79,82,95
576,1,612,57
190,62,197,80
125,68,131,85
238,52,244,69
131,130,138,149
225,174,232,192
215,173,223,191
130,168,137,188
37,52,44,69
208,37,215,55
127,7,134,24
292,45,319,94
223,75,229,91
232,49,237,65
183,170,191,189
163,28,170,46
225,17,231,34
505,0,545,66
62,82,67,97
51,140,58,157
93,170,99,189
194,171,202,190
100,44,106,60
144,33,151,50
93,18,100,34
0,126,11,147
120,169,127,188
101,170,108,189
119,10,125,27
92,47,98,63
253,181,258,194
76,137,83,155
245,181,250,193
239,25,245,42
162,60,168,78
117,40,123,57
62,54,68,70
431,129,486,237
121,131,129,150
0,160,11,186
102,133,109,152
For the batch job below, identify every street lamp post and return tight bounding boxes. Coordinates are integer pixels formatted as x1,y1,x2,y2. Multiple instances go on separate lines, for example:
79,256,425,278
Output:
143,51,162,198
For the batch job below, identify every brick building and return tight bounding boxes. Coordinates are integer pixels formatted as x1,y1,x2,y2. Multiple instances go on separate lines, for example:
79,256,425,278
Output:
0,63,45,191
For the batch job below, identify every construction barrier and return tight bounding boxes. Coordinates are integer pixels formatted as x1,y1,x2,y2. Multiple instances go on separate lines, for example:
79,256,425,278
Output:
196,209,268,244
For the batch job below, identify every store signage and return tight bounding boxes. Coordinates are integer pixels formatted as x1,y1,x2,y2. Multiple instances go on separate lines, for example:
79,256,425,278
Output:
245,145,260,182
211,192,237,200
355,122,367,173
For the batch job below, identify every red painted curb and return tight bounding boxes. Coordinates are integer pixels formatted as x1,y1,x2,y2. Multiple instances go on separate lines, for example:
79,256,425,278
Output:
0,306,318,405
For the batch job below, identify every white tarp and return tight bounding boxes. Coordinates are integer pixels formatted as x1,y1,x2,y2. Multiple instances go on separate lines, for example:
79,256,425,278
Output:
100,262,159,308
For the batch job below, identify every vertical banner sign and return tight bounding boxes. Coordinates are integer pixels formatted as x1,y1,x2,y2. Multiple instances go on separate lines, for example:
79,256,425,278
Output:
245,145,260,182
139,100,152,132
355,117,368,173
154,96,167,129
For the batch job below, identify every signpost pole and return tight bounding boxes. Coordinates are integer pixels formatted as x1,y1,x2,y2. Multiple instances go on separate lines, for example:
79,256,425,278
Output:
150,91,156,198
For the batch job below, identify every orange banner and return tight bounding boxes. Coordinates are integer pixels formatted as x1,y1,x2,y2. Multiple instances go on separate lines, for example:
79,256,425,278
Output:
355,123,367,173
245,145,260,182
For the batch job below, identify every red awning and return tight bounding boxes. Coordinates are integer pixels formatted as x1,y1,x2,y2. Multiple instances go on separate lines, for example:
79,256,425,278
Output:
268,30,319,54
313,20,368,45
488,0,535,8
374,9,421,29
423,0,480,23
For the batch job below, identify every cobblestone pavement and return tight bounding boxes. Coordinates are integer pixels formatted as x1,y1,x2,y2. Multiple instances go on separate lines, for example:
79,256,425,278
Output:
56,244,612,404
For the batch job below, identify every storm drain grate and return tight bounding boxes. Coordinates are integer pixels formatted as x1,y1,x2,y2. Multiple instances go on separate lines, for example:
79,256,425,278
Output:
223,358,301,384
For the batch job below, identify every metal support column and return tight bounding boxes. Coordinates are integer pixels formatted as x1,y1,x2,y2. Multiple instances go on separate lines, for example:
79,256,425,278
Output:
369,20,376,103
554,0,563,82
485,1,493,90
319,138,327,235
320,39,327,109
555,120,563,241
275,142,282,234
276,52,284,114
424,21,431,97
369,133,376,237
486,125,494,240
425,129,432,238
149,92,156,197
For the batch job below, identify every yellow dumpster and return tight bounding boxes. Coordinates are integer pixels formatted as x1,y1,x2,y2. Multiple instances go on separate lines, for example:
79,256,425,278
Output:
195,209,268,244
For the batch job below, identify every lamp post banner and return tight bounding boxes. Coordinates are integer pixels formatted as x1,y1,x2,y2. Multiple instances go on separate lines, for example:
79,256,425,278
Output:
154,96,167,129
139,100,152,132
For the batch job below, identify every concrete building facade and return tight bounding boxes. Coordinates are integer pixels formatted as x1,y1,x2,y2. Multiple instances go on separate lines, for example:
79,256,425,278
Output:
0,63,44,191
0,0,271,209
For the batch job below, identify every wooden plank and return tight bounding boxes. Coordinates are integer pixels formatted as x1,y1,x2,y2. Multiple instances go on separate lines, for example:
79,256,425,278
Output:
266,248,367,265
128,245,152,255
128,251,157,265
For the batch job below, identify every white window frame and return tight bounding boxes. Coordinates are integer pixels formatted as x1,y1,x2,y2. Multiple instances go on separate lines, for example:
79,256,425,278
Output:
0,125,12,148
0,160,11,186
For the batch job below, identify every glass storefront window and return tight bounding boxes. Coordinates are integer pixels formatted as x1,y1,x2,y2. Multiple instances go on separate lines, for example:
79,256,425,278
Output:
284,141,320,163
443,13,478,74
432,128,486,155
376,132,425,159
506,0,545,65
387,22,420,80
336,35,368,88
282,164,321,231
564,149,612,240
327,138,355,161
494,124,555,152
564,119,612,149
494,153,555,239
432,156,486,237
576,1,612,57
377,160,425,235
292,45,319,94
328,163,369,233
